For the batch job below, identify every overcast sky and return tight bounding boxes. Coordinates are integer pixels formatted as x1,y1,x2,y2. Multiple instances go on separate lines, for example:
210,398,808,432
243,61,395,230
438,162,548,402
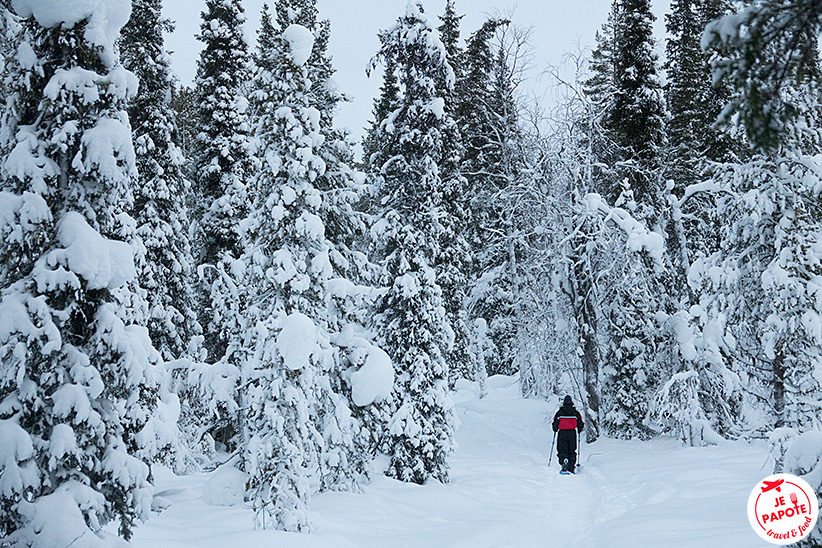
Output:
162,0,673,147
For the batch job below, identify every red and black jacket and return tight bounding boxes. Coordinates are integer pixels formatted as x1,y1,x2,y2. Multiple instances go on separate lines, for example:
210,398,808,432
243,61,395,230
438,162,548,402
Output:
552,404,584,433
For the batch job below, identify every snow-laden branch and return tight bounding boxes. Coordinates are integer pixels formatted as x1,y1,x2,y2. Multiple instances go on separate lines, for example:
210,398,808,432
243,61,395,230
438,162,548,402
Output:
583,192,665,268
675,179,732,209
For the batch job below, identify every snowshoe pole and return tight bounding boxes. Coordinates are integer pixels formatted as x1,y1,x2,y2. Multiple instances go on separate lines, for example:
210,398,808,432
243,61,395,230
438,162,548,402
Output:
576,431,581,471
550,431,556,468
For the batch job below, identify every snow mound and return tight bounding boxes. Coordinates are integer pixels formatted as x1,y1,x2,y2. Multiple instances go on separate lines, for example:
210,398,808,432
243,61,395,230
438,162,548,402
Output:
56,211,135,290
282,24,314,67
784,431,822,489
483,374,521,401
452,378,481,403
277,312,317,370
350,345,393,407
10,481,129,548
202,466,247,507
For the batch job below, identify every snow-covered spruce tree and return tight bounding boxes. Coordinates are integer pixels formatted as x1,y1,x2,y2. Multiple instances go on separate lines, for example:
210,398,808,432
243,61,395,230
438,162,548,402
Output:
697,0,822,457
273,0,389,490
243,8,321,531
0,2,171,543
120,0,200,364
455,17,509,386
243,5,386,530
271,0,373,295
189,0,254,452
193,0,252,271
458,19,527,378
438,0,462,70
585,0,665,223
192,0,252,361
434,0,473,386
664,0,733,292
607,0,666,223
580,0,670,440
703,0,822,152
457,17,504,267
369,2,456,484
665,0,740,183
581,1,620,191
599,251,661,440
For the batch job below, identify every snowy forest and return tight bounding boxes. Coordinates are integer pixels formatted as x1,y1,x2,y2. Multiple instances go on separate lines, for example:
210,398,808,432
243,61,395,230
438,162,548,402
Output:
2,0,822,545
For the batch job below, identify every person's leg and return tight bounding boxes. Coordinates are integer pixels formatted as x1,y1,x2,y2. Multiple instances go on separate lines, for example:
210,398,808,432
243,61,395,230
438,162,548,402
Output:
567,435,578,472
557,432,572,469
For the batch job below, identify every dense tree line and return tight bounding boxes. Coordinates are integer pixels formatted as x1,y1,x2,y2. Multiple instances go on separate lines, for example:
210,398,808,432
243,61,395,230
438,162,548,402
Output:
2,0,822,545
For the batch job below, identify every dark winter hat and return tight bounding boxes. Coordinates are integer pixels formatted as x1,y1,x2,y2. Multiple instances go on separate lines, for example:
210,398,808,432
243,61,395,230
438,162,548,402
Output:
563,395,573,406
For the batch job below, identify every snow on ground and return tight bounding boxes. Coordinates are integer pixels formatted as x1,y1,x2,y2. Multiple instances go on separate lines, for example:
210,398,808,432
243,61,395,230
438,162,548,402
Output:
129,375,773,547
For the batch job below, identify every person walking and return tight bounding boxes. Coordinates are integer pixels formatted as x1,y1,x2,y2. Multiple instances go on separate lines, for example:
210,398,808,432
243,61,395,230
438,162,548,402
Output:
552,395,584,473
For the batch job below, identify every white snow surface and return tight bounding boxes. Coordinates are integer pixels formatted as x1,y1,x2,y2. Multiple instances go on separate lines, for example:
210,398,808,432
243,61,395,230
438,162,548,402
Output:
129,375,771,547
202,466,247,507
282,24,314,67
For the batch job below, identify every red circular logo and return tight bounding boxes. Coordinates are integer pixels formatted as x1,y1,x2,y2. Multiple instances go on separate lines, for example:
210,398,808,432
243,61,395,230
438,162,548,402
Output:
748,473,819,544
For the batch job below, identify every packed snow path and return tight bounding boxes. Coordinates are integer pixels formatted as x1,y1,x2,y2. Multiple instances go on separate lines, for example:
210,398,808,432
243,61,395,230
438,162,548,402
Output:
130,377,772,547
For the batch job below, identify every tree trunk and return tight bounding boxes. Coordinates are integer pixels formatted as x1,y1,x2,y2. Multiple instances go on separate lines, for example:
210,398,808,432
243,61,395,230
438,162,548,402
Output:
773,352,786,428
571,243,601,443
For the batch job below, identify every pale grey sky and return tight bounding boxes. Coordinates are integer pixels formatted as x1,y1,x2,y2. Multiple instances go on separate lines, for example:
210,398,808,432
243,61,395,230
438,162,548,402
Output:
162,0,672,147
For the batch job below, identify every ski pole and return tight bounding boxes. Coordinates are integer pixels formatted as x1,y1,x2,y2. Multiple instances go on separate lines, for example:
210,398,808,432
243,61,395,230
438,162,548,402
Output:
577,431,581,470
550,431,557,467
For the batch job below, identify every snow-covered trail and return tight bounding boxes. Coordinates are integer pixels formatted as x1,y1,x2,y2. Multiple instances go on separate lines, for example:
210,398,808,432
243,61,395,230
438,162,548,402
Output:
130,376,773,547
311,377,606,548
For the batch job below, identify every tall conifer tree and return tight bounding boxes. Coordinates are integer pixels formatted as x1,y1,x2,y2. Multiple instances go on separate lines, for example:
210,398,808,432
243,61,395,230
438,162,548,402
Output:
192,0,253,364
607,0,666,221
243,2,377,530
582,0,668,439
0,3,168,542
121,0,200,363
459,18,524,377
666,0,739,180
436,0,473,385
189,0,254,452
663,0,740,301
369,2,456,484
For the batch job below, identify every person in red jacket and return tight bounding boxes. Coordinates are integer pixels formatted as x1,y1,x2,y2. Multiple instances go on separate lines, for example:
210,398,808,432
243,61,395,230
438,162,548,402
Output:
552,395,584,473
